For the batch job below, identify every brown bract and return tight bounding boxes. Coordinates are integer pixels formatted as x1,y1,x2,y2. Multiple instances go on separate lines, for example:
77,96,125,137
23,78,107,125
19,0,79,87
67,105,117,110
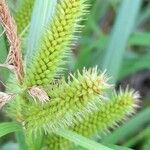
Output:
0,92,13,108
0,0,24,83
28,86,49,103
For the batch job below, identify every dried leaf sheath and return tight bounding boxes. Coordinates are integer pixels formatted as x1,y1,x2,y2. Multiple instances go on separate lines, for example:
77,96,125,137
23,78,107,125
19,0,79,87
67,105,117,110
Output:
0,0,24,82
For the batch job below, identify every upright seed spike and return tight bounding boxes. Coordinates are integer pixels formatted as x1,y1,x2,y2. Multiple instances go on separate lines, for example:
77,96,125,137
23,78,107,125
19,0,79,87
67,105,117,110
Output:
25,0,89,86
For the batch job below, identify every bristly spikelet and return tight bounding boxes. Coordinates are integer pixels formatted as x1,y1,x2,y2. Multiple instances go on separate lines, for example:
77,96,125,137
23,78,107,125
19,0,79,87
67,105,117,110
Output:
24,68,109,135
43,89,139,150
24,0,89,86
44,135,72,150
4,74,28,122
72,89,139,137
48,68,109,101
15,0,35,33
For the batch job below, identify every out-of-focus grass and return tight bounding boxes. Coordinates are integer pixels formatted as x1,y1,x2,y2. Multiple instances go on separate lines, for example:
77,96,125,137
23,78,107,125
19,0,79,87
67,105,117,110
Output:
26,0,57,64
102,0,141,82
0,26,9,82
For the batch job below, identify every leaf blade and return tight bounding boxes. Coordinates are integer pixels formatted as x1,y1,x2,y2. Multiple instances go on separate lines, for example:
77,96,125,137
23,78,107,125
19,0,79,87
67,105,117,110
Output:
0,122,22,138
102,0,142,82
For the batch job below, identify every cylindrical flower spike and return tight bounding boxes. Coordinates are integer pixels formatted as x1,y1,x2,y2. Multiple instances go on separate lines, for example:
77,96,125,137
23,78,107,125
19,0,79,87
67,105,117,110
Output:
25,0,89,86
43,89,139,150
15,0,35,33
24,68,109,135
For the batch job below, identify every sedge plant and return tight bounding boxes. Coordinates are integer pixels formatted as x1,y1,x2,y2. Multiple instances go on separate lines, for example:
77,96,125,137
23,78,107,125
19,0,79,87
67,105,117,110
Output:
0,0,139,149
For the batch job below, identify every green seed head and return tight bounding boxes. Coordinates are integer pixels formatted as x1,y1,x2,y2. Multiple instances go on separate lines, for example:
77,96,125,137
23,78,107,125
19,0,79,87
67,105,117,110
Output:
43,89,139,149
15,0,35,33
24,0,89,86
1,0,140,149
24,68,109,135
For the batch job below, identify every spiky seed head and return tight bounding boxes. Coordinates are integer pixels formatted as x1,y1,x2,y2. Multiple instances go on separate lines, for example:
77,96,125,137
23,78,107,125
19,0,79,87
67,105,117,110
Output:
43,89,140,149
1,1,141,150
28,86,49,103
25,0,89,86
24,68,110,135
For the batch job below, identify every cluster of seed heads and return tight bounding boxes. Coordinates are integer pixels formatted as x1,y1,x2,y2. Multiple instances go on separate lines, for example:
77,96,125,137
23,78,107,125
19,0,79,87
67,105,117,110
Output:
0,0,140,149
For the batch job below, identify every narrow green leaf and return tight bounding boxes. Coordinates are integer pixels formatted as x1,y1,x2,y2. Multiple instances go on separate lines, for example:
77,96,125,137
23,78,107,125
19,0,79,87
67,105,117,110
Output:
119,52,150,80
137,4,150,27
26,0,57,64
129,32,150,46
124,127,150,147
102,0,141,82
0,26,9,81
104,145,133,150
101,107,150,144
0,26,7,63
76,0,110,69
0,122,22,138
73,144,133,150
56,129,113,150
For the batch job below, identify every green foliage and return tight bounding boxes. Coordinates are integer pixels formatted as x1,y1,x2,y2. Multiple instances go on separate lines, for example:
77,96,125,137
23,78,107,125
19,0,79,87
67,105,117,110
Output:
0,0,149,150
0,122,22,137
102,0,141,82
54,129,113,150
142,139,150,150
26,0,57,62
0,26,9,81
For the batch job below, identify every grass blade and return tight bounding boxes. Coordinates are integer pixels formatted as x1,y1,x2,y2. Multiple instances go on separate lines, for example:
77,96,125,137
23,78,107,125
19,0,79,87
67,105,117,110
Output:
0,122,22,138
137,4,150,27
0,26,9,81
124,127,150,147
119,52,150,80
56,129,113,150
102,0,142,82
129,32,150,46
26,0,57,64
73,145,132,150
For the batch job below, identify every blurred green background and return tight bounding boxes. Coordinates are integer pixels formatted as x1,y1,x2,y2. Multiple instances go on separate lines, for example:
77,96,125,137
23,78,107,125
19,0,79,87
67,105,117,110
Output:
0,0,150,149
